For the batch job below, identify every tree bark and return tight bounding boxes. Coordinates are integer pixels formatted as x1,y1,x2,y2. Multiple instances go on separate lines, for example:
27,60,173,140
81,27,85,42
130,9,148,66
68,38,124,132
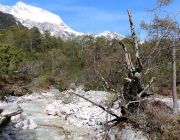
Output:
172,41,178,114
127,9,139,59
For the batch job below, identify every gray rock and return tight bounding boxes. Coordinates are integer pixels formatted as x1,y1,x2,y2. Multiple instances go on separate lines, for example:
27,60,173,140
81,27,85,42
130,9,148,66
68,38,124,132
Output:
14,118,37,130
0,102,23,117
49,88,60,95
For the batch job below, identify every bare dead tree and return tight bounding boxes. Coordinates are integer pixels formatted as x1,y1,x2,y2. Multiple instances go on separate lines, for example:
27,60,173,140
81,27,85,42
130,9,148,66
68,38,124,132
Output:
71,2,180,139
72,10,156,131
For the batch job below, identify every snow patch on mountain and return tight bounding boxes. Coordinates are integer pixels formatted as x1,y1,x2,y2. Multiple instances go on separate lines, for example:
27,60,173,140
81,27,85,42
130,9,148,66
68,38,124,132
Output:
96,30,125,40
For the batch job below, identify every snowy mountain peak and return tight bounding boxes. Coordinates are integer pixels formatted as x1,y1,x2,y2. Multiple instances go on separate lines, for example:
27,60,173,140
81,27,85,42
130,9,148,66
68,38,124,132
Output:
13,1,64,24
15,1,26,7
96,30,124,40
0,1,64,24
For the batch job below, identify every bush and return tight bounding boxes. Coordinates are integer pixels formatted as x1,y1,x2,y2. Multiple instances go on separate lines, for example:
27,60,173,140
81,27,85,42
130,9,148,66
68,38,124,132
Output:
158,87,172,96
0,89,9,100
163,115,180,140
177,85,180,99
131,100,180,140
84,81,104,91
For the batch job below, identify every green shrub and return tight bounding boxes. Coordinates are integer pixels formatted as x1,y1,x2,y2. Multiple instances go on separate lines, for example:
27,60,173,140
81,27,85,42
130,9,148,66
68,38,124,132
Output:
84,81,104,91
0,89,9,100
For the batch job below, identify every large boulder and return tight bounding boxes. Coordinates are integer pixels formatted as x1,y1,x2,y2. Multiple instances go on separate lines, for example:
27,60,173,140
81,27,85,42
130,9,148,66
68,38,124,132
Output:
0,102,23,117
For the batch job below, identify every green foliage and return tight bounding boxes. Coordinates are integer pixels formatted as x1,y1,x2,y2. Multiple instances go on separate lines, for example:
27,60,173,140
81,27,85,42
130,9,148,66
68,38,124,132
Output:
84,81,104,91
0,22,178,99
0,89,9,100
0,44,23,74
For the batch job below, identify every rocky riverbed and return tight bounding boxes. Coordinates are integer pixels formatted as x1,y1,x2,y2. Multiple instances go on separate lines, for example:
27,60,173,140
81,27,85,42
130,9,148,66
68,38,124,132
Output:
0,88,97,140
2,86,179,140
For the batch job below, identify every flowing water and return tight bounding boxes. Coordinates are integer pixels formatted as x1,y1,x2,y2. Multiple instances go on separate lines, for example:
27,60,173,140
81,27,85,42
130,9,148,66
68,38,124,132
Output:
1,97,97,140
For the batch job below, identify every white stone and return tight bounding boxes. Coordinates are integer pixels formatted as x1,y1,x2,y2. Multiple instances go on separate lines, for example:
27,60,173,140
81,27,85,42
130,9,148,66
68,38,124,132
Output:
14,118,37,130
11,114,23,123
88,121,95,126
0,102,23,117
45,104,56,115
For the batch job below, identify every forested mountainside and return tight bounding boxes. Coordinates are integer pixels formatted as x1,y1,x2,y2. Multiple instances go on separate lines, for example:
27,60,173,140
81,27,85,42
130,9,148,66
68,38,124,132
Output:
0,11,25,30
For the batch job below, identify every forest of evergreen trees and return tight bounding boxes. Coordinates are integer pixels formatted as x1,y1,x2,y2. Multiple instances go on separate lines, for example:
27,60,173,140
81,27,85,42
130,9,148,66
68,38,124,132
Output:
0,24,179,99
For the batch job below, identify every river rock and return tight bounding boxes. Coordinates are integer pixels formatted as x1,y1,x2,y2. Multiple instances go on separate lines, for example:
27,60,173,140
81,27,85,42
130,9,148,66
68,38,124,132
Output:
0,102,23,117
44,90,116,132
45,104,56,115
14,118,37,130
11,114,23,123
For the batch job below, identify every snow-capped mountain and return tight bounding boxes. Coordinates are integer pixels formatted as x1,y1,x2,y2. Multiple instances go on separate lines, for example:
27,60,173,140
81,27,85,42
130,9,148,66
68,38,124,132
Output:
0,1,124,40
0,1,83,40
96,31,124,40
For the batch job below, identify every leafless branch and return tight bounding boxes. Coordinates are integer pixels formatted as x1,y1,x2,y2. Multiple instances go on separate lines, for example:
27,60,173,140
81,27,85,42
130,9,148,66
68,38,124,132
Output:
138,77,156,98
71,92,121,119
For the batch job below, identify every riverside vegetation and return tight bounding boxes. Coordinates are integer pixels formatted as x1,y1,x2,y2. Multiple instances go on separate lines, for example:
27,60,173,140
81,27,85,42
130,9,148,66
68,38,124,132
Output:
0,0,180,139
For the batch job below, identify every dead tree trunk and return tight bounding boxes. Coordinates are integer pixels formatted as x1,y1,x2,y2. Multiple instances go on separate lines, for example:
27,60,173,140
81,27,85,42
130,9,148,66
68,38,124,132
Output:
73,9,156,130
115,10,155,103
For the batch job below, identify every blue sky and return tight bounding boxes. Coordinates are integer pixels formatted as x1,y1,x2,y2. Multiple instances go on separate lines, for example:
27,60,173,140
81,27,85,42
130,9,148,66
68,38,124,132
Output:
0,0,180,39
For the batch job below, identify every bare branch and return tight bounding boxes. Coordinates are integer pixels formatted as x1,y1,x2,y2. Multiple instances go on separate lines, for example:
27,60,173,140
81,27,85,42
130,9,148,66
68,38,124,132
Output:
144,65,166,75
125,98,149,108
138,77,156,98
71,92,121,119
94,68,117,93
115,38,135,72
